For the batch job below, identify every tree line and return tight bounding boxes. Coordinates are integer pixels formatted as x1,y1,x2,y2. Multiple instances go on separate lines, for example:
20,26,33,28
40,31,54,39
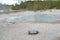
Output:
11,1,60,10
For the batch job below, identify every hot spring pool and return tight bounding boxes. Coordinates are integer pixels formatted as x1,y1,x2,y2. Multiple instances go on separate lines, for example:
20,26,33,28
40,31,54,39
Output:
6,14,56,23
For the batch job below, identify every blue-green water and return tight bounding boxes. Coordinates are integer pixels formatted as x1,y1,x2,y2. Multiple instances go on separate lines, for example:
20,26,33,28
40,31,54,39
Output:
21,14,56,22
7,14,56,22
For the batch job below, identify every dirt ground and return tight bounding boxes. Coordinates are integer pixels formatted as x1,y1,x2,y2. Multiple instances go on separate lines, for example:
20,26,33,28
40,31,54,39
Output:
0,21,60,40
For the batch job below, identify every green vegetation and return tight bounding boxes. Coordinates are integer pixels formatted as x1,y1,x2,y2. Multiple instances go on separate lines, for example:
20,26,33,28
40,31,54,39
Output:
11,1,60,10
